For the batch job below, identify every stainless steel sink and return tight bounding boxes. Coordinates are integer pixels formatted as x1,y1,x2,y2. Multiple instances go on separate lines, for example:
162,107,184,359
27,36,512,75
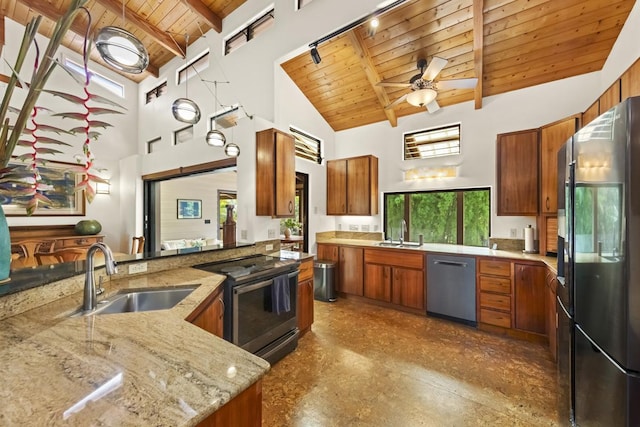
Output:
376,241,422,248
70,285,199,317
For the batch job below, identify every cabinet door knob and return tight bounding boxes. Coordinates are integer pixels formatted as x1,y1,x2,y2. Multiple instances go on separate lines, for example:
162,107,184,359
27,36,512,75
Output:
289,200,293,213
546,197,550,210
218,297,225,319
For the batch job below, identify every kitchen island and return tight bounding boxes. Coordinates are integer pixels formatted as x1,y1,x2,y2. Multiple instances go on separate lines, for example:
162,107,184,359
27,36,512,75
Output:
0,268,269,426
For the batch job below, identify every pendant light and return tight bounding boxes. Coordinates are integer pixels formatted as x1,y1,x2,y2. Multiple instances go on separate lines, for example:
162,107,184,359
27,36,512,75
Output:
205,80,226,147
172,35,201,124
95,0,149,74
224,126,240,157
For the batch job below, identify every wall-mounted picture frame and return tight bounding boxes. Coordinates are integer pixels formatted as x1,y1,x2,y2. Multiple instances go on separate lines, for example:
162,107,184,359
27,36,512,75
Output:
177,199,202,219
0,160,86,216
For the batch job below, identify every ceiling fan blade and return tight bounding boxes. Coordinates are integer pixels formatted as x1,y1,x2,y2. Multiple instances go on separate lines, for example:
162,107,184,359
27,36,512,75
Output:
426,99,440,114
422,57,448,81
384,94,408,110
377,82,412,88
436,78,478,90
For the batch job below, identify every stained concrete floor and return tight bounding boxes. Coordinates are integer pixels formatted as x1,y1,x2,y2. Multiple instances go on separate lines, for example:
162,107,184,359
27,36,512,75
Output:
262,298,560,427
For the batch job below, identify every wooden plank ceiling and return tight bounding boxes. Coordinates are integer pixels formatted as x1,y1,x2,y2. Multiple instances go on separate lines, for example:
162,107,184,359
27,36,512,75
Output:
0,0,246,82
281,0,636,131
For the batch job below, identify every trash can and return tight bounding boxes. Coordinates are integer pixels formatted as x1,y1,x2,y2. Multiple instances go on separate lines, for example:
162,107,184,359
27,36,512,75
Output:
314,260,336,302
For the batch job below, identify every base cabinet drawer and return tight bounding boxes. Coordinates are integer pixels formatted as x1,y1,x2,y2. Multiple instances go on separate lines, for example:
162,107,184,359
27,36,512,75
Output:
480,309,512,328
480,292,511,311
479,275,511,294
478,259,511,277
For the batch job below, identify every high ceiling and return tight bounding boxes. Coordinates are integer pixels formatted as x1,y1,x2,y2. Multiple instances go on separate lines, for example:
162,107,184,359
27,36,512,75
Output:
0,0,247,82
281,0,636,131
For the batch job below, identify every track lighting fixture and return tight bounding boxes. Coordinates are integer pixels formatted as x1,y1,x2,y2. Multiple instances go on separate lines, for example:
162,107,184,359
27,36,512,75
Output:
310,46,321,64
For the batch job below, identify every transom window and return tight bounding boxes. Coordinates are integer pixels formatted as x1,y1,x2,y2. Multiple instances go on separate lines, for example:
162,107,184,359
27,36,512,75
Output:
174,126,193,145
384,188,490,247
63,58,124,97
145,81,167,104
296,0,314,9
225,8,274,55
147,137,161,153
289,126,322,164
404,124,461,160
177,51,210,85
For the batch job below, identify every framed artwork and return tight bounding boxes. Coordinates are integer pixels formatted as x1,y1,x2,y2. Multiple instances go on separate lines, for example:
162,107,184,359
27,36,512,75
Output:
177,199,202,219
0,160,85,216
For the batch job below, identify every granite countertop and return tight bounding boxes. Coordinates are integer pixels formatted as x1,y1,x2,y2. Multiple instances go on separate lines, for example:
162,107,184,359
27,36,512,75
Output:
275,250,315,262
0,268,270,426
317,238,558,273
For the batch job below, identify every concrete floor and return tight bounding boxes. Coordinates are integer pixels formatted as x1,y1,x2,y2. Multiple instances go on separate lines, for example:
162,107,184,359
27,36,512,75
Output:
262,298,560,426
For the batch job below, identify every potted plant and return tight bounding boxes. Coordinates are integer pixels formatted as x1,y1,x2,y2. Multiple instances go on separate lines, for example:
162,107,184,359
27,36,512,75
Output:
0,1,125,282
281,218,301,238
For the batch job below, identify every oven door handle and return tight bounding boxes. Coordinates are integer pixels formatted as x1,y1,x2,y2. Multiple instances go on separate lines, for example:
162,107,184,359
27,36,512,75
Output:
234,270,299,295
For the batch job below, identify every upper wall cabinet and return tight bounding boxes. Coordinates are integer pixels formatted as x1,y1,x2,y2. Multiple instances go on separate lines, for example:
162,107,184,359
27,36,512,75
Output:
327,155,378,216
582,100,599,128
621,58,640,100
540,115,579,214
497,129,539,216
256,128,296,217
599,80,621,114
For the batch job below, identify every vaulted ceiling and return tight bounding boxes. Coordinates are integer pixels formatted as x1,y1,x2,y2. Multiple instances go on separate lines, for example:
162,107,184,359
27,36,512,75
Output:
0,0,247,82
281,0,636,131
0,0,635,131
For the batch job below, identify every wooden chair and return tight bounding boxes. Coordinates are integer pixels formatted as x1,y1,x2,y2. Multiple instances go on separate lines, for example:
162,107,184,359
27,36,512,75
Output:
131,236,145,254
12,240,47,268
35,248,86,265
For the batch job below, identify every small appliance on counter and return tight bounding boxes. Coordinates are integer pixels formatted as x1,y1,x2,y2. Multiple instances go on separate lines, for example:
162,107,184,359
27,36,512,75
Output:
194,255,300,365
523,225,536,253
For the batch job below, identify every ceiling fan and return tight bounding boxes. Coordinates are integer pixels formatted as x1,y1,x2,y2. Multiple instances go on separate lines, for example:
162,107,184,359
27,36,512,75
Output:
378,57,478,113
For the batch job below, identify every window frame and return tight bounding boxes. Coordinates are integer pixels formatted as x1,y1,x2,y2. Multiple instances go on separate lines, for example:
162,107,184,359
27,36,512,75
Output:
224,7,275,55
383,187,491,247
63,58,125,98
403,123,461,160
289,126,322,164
173,125,194,145
176,50,210,85
147,137,161,153
145,81,167,104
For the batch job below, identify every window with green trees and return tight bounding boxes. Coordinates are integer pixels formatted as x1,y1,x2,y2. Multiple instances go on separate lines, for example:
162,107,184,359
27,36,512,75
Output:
384,188,490,247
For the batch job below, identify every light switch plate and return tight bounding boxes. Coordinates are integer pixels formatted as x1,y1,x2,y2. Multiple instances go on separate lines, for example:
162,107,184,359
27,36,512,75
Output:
268,229,276,238
349,224,359,231
265,244,274,251
241,230,248,240
361,225,370,232
510,228,518,238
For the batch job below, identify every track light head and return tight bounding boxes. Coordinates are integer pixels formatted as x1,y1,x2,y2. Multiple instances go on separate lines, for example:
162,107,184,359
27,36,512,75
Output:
310,46,321,64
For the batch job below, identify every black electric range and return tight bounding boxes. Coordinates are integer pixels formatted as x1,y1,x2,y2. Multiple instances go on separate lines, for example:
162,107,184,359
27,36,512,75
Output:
194,255,300,364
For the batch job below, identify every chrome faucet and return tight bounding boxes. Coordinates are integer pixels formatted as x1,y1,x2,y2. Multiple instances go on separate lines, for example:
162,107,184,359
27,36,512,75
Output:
83,242,118,311
399,219,407,244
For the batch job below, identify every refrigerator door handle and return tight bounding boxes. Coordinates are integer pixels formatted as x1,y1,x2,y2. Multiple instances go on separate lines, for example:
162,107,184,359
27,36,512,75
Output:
576,324,627,375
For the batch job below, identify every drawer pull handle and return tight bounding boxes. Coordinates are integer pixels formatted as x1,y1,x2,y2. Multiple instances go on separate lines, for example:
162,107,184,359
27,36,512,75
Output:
433,260,467,267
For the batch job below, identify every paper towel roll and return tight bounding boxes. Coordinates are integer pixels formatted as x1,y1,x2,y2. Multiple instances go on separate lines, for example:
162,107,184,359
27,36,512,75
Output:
524,225,535,253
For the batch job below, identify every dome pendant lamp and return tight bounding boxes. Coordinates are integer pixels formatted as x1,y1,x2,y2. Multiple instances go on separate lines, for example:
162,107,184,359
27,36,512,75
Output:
95,1,148,74
224,127,240,158
172,34,201,124
205,81,226,147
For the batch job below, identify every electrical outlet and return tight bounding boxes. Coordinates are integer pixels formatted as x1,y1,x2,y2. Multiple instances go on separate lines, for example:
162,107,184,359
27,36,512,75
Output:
338,223,342,231
361,224,370,232
374,225,379,231
314,206,318,214
241,230,247,240
349,224,359,231
510,228,518,238
268,229,276,238
129,262,148,274
265,244,274,251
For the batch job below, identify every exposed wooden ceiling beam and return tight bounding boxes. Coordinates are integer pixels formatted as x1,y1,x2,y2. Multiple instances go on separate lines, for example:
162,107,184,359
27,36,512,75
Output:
181,0,222,32
17,0,159,77
95,0,185,58
347,29,398,128
473,0,484,110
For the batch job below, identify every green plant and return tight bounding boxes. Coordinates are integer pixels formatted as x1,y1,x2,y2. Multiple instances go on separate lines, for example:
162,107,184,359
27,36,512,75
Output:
281,217,301,232
0,0,125,214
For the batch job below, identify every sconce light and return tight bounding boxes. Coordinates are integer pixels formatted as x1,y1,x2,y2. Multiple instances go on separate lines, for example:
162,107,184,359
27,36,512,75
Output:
404,166,457,181
96,180,111,194
310,45,321,64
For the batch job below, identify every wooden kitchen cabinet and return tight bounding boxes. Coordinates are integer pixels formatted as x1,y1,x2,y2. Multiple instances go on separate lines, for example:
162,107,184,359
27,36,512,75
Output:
197,380,262,427
514,263,547,335
326,155,378,215
546,269,558,362
338,246,364,296
316,243,340,290
297,258,314,336
496,129,539,216
188,286,224,338
599,80,621,114
540,115,579,214
255,128,296,217
582,100,600,128
477,258,513,329
621,58,640,101
364,248,425,311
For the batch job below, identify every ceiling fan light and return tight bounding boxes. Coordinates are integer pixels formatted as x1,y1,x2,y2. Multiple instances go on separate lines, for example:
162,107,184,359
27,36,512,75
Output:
95,26,149,74
172,98,201,124
224,143,240,157
206,129,226,147
406,89,437,107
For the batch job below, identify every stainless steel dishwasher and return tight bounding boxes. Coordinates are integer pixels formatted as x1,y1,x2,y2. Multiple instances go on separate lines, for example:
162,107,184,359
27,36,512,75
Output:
426,254,477,325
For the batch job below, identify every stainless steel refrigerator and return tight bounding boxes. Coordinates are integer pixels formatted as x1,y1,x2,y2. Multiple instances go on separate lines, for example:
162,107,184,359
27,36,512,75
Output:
561,96,640,426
